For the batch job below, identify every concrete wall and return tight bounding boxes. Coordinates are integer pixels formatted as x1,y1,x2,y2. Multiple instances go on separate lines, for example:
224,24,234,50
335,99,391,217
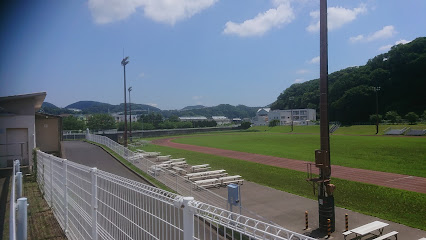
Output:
0,115,35,166
36,117,61,154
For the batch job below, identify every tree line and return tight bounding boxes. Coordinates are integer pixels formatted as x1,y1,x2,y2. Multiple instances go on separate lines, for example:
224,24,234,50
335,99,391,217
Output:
271,37,426,124
62,113,219,131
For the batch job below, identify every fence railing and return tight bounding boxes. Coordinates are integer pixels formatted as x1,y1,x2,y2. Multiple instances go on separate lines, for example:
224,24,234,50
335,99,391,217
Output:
85,133,275,225
37,150,315,240
9,160,28,240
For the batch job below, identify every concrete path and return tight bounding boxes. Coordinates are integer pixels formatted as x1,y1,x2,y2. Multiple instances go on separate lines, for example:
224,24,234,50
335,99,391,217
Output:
153,137,426,194
61,141,150,184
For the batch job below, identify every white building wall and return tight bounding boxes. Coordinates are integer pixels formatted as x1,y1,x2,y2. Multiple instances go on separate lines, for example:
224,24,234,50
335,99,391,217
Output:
0,115,35,166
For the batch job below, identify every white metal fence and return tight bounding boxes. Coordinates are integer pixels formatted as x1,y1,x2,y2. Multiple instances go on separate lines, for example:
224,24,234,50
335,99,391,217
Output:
85,133,274,224
37,150,315,240
9,160,28,240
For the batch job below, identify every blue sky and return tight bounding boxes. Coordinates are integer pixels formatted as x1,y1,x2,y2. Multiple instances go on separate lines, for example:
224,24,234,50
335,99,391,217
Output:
1,0,425,110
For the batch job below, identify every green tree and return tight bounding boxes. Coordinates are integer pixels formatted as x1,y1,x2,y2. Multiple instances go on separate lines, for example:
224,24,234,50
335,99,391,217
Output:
385,111,400,124
240,121,251,129
405,112,419,125
62,115,86,130
369,114,382,124
422,110,426,122
168,115,180,122
269,119,280,127
141,122,155,130
87,114,116,131
139,113,163,128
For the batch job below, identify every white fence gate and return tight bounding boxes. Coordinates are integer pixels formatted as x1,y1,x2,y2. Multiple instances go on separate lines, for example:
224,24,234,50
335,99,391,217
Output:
37,150,315,240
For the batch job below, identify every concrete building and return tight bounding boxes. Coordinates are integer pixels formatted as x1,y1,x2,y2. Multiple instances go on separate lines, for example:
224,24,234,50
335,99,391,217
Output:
35,113,62,156
212,116,231,125
111,113,139,123
0,92,46,167
252,108,270,126
252,108,316,126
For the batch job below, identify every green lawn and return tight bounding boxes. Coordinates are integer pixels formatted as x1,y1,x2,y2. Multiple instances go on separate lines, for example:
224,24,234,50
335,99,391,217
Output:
250,125,320,134
335,124,426,135
139,144,426,230
173,133,426,177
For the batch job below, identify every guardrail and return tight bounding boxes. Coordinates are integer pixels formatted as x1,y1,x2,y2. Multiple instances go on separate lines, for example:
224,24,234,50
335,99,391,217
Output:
9,160,28,240
36,150,315,240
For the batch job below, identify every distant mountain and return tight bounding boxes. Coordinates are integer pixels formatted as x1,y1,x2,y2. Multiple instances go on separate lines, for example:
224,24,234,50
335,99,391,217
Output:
162,104,259,119
181,105,206,111
65,101,161,114
42,102,59,109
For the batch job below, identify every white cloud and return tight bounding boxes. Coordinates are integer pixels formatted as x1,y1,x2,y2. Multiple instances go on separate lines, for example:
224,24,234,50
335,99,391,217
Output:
192,96,203,100
138,72,145,78
395,39,411,45
378,44,393,51
350,25,397,43
147,103,158,107
307,4,366,32
88,0,218,25
294,78,304,83
308,56,320,64
378,39,412,51
296,69,309,74
223,0,295,37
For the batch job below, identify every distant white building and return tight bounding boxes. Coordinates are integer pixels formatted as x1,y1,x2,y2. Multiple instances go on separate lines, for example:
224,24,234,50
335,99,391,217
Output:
252,108,316,126
179,116,207,122
111,113,139,123
212,116,231,125
252,108,270,126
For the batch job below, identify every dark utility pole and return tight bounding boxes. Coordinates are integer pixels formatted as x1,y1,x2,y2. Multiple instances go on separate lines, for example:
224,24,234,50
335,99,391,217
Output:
128,86,132,140
289,97,294,132
374,87,381,134
121,56,129,147
316,0,335,232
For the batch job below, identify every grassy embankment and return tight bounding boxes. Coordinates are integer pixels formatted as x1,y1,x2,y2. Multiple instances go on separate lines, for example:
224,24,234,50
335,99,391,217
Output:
138,143,426,230
173,132,426,177
85,140,175,193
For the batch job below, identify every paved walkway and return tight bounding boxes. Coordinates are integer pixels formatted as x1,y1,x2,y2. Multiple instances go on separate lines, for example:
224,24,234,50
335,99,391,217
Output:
153,138,426,193
62,141,150,184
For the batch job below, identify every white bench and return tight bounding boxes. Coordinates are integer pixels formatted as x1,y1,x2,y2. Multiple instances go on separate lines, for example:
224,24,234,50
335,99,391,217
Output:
186,170,226,178
194,178,220,188
373,231,398,240
188,173,228,182
170,161,188,167
156,155,171,161
191,164,209,171
219,175,244,185
191,167,211,173
172,166,187,175
170,158,185,162
136,149,160,157
345,221,389,239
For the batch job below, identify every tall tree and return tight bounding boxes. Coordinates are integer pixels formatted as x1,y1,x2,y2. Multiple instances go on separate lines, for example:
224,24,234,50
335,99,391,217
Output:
87,114,116,131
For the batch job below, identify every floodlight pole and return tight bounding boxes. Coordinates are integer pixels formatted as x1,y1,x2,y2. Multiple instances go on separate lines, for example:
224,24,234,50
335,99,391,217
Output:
317,0,335,232
374,87,381,134
128,86,132,141
289,97,294,132
121,56,129,147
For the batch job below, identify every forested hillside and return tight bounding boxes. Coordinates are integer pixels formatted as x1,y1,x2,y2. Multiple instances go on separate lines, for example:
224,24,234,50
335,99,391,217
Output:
66,101,161,114
162,104,259,119
271,37,426,123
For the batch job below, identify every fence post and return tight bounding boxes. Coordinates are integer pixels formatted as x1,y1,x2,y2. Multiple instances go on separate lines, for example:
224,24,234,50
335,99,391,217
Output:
181,197,195,240
16,172,23,199
63,159,69,233
16,197,28,240
50,155,53,206
90,167,98,240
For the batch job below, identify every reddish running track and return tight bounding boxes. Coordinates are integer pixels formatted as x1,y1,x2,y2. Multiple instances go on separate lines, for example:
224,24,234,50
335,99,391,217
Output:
153,137,426,194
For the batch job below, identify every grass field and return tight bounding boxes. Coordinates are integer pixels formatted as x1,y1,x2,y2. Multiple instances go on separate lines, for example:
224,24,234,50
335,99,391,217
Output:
173,133,426,177
138,144,426,230
250,124,426,135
